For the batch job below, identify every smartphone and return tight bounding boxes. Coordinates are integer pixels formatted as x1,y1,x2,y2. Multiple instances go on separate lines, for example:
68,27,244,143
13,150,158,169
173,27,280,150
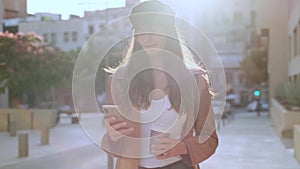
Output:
102,105,120,117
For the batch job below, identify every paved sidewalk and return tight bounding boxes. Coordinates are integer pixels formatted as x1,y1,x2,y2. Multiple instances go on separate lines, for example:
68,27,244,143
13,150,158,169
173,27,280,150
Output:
201,110,300,169
0,110,299,169
0,113,108,169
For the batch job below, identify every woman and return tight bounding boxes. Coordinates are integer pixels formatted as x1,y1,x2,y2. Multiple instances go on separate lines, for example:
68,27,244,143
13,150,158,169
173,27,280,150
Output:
101,1,218,169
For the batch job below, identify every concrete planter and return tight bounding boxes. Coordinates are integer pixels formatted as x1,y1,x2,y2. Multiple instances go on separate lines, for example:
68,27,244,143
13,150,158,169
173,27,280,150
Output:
0,111,8,132
294,125,300,163
0,109,58,132
0,109,31,131
31,109,58,129
270,98,300,138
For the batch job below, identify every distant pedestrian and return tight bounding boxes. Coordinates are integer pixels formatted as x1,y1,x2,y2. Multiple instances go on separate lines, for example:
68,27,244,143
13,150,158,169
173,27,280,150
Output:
256,100,262,116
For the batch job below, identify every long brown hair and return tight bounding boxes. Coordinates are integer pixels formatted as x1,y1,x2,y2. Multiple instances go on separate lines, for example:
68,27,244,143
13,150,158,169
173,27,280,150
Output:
107,31,206,114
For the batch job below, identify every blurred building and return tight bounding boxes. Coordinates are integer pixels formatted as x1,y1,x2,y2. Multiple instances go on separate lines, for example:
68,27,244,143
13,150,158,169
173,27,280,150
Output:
17,0,139,108
4,0,257,106
194,0,256,106
1,0,27,33
19,17,86,52
83,3,133,45
255,0,299,99
2,0,26,19
0,0,4,108
18,0,139,52
0,0,3,32
287,0,300,84
0,0,26,107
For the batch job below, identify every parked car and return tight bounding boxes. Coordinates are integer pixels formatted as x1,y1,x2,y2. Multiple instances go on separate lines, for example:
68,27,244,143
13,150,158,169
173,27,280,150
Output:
247,101,269,111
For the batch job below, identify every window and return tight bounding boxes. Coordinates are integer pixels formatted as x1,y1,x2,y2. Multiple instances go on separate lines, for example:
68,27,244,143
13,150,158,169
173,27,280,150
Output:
89,25,94,35
72,32,78,42
289,36,292,60
51,33,56,44
225,71,233,84
293,27,297,57
261,29,269,37
298,21,300,56
64,32,69,42
43,33,49,43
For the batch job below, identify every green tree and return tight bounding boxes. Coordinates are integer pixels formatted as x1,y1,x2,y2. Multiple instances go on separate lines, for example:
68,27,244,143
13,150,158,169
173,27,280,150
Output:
240,49,268,85
0,31,75,107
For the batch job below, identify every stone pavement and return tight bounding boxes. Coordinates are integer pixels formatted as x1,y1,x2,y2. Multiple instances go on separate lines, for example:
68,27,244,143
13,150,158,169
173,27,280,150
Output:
0,113,108,169
0,110,299,169
202,110,300,169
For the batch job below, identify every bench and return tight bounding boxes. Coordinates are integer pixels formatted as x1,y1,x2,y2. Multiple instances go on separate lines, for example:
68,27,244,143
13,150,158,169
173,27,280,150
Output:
57,109,79,124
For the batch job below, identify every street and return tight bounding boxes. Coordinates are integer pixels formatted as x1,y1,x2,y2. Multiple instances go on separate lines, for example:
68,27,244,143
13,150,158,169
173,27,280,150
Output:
0,109,299,169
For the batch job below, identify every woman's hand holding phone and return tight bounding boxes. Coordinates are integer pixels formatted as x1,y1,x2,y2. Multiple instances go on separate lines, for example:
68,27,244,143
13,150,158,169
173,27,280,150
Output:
103,105,134,142
105,116,134,142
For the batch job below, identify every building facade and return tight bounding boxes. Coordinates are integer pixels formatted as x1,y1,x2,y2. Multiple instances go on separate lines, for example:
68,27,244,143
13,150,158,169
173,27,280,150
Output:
194,0,256,105
2,0,27,33
18,0,139,52
19,18,86,52
0,0,3,32
17,0,139,107
0,0,27,107
2,0,26,19
288,0,300,83
254,0,293,99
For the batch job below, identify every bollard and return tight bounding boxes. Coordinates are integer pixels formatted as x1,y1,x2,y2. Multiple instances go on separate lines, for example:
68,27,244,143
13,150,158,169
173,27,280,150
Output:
294,125,300,163
18,132,28,157
41,127,50,145
9,120,16,136
71,116,79,124
108,155,114,169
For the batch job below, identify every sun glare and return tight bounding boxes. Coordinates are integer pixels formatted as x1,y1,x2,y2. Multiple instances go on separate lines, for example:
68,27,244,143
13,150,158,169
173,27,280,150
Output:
27,0,125,19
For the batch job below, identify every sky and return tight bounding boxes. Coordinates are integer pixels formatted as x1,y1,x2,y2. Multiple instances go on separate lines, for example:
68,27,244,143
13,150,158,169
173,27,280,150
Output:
27,0,199,20
27,0,126,19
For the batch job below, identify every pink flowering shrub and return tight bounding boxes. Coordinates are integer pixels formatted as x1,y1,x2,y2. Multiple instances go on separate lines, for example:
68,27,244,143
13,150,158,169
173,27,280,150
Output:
0,31,75,107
